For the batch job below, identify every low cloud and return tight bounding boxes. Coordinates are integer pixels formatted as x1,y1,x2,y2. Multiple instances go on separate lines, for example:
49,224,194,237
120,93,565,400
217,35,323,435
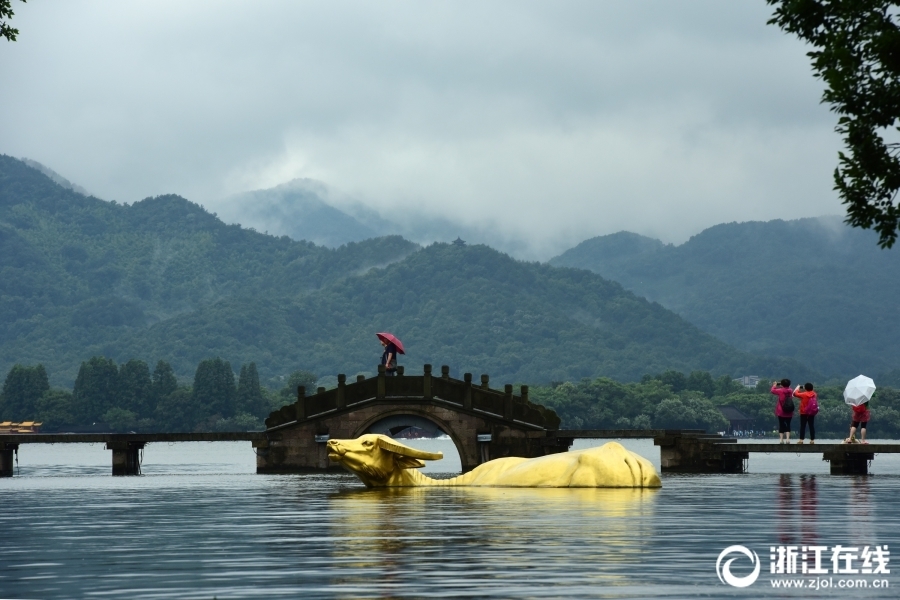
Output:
1,1,844,257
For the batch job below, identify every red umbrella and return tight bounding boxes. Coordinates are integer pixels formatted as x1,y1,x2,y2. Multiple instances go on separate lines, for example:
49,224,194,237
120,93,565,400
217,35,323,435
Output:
376,332,406,354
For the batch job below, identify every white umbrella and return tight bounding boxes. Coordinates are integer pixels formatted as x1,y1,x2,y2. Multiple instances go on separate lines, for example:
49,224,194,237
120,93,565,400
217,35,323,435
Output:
843,375,876,406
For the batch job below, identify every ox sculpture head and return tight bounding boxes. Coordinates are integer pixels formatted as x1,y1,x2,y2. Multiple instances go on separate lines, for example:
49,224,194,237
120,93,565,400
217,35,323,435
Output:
327,434,443,487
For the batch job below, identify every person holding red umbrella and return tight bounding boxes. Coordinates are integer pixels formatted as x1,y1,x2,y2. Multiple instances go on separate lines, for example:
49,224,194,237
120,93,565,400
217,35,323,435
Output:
377,332,405,376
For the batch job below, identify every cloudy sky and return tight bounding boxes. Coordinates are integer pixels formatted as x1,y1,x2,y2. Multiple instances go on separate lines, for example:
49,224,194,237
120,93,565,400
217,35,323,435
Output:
1,1,843,257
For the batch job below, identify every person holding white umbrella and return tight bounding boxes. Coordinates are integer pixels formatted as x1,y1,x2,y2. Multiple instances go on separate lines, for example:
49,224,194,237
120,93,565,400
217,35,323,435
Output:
843,375,875,444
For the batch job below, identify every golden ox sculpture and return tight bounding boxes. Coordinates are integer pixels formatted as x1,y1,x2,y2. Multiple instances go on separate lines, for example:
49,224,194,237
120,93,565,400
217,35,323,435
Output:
327,434,661,488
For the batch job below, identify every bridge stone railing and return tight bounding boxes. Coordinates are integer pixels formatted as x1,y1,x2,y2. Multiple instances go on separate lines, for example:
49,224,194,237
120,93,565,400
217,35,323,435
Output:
264,363,560,431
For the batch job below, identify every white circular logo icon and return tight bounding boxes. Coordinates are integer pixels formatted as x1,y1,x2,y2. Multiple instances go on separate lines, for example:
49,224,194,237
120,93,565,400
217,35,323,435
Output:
716,545,761,588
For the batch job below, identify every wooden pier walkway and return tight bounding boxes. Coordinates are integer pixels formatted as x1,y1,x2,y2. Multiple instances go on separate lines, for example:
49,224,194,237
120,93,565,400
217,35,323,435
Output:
544,431,900,475
0,432,264,444
5,429,900,477
710,441,900,475
1,432,264,476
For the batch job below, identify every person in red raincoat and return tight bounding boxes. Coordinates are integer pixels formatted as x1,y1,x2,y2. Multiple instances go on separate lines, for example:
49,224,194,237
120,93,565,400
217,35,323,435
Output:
772,378,795,444
846,401,870,444
793,383,818,445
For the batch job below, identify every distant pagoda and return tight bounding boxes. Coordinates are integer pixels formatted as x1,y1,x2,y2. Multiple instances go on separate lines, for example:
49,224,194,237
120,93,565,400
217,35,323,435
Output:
452,237,466,246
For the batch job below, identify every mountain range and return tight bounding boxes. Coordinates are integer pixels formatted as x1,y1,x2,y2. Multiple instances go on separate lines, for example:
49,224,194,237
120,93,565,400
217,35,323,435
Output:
549,220,900,379
0,155,810,388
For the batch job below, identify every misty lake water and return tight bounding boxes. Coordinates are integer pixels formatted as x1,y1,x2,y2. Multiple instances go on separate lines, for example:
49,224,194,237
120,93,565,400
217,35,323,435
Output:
2,438,900,599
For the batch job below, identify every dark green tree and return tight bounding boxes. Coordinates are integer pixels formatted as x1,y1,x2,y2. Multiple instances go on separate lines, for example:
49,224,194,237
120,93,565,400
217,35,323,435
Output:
686,371,716,398
652,394,728,431
646,370,687,393
151,360,178,402
279,370,318,400
35,389,75,428
1,364,49,421
118,359,152,417
715,375,744,397
768,0,900,247
236,362,268,417
103,407,138,432
155,387,202,432
193,357,236,418
1,0,26,42
72,356,120,423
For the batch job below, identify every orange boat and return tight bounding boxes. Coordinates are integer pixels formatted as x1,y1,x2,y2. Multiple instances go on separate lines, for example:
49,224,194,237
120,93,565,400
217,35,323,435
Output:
0,421,43,434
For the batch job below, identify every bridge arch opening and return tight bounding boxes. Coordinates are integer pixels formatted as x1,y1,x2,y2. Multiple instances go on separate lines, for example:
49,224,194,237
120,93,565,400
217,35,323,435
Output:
356,412,463,473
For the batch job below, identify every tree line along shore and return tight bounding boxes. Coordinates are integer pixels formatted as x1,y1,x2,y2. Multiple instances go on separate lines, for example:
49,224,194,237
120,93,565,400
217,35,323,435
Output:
2,359,898,439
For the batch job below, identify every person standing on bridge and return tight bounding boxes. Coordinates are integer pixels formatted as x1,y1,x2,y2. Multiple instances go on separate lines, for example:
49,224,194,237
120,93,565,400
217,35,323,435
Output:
377,332,405,376
772,379,795,444
793,383,818,444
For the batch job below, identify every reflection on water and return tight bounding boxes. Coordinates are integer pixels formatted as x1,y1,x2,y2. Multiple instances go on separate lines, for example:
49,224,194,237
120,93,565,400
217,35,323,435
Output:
799,474,818,544
850,476,874,546
777,474,795,544
325,486,658,594
775,474,821,545
2,440,900,598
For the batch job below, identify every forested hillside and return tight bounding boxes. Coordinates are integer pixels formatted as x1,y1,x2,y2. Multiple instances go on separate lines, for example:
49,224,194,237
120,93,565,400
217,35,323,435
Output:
100,242,814,385
1,155,813,393
0,155,418,385
550,219,900,380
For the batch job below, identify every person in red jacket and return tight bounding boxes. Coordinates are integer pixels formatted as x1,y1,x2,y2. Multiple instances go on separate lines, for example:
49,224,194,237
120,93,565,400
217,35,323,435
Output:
845,401,870,444
772,378,795,444
793,382,818,444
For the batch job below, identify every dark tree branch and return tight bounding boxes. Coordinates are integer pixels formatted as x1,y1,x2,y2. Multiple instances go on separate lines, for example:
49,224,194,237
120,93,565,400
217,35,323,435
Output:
0,0,25,43
768,0,900,248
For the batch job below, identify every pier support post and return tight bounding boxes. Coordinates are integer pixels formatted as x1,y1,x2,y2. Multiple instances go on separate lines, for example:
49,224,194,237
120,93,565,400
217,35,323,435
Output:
824,450,873,475
654,432,745,473
1,443,18,477
107,441,145,476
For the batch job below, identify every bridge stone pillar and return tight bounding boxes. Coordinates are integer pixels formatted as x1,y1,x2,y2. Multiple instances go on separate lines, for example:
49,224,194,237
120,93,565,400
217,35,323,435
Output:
824,450,873,475
463,373,473,410
336,374,347,409
377,365,386,398
296,386,306,420
107,441,145,476
423,364,433,400
654,433,745,473
1,442,17,477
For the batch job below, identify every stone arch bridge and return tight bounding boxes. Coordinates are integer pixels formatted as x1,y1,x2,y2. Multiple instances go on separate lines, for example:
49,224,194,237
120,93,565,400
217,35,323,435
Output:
256,364,567,473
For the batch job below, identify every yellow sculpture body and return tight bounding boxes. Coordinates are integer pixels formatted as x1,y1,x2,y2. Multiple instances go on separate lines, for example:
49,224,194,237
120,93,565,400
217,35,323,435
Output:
326,434,661,488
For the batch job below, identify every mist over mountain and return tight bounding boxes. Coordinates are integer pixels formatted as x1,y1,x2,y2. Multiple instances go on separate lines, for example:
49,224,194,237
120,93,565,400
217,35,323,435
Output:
216,179,381,248
216,178,543,258
550,218,900,379
0,155,810,388
19,158,94,197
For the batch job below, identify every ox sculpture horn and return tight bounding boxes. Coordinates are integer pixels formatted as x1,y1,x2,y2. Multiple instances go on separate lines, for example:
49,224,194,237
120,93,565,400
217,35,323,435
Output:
327,433,661,489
